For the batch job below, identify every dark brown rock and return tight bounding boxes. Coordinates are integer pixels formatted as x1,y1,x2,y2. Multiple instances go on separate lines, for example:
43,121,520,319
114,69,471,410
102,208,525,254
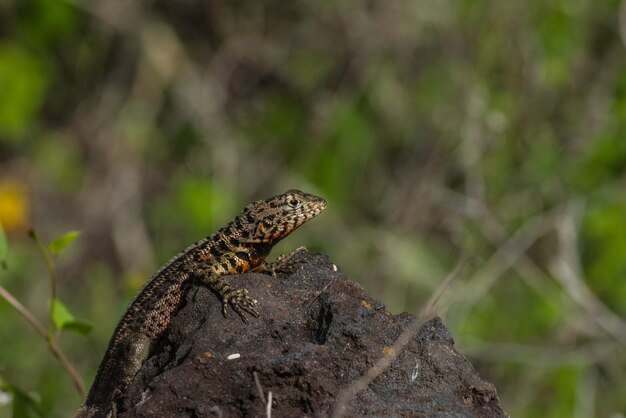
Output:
117,252,507,417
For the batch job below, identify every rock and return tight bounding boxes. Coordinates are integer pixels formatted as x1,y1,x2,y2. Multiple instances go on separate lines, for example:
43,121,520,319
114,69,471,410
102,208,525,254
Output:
117,252,508,417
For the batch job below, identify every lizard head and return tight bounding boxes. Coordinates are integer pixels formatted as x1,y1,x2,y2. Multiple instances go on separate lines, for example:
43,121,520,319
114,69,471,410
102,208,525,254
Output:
239,189,326,244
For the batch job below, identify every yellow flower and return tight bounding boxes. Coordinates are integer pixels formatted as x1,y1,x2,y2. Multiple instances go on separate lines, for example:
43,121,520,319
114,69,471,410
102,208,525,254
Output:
0,179,29,232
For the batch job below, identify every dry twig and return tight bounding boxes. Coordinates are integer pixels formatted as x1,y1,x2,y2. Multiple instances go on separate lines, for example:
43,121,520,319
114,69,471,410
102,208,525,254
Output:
253,371,267,404
550,206,626,346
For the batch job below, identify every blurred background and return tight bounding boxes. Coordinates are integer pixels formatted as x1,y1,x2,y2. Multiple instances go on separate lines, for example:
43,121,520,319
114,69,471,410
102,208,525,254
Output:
1,0,626,416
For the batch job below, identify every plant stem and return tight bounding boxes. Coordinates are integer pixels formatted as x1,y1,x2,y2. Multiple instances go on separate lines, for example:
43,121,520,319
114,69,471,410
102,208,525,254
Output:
24,229,86,397
0,284,47,337
28,229,58,338
0,283,85,397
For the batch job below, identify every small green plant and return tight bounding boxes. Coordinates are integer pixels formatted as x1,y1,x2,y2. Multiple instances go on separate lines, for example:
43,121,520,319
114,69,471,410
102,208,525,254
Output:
0,224,90,416
0,376,43,418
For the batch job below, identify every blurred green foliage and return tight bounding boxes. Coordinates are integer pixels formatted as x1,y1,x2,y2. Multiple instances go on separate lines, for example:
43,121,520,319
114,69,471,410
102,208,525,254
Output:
1,0,626,416
0,44,47,138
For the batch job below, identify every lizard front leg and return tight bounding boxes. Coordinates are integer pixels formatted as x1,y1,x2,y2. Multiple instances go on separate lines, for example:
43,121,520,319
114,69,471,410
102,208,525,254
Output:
253,246,309,277
194,268,260,323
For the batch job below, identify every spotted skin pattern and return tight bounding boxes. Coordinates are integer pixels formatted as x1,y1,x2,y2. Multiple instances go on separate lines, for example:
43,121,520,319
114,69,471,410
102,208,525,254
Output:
75,190,326,418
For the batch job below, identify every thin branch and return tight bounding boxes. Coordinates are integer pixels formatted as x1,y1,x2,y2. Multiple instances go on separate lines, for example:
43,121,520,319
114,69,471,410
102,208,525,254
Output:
28,229,58,338
253,371,266,404
459,210,559,311
461,338,614,367
330,316,424,418
0,234,84,395
266,391,273,418
550,206,626,346
419,257,468,319
47,337,86,398
5,229,86,397
439,188,573,323
307,278,337,305
0,284,48,337
442,188,626,354
0,283,86,397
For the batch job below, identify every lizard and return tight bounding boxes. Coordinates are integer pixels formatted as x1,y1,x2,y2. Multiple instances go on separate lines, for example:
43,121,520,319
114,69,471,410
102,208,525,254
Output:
74,189,326,418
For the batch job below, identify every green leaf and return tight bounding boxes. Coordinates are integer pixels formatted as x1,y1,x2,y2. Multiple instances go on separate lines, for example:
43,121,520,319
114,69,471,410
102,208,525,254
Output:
61,320,93,335
11,388,43,418
0,223,7,270
48,231,81,255
51,299,92,335
0,382,43,418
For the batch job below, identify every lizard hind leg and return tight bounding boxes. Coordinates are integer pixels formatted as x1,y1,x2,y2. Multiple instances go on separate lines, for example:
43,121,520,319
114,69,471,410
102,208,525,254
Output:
111,333,153,414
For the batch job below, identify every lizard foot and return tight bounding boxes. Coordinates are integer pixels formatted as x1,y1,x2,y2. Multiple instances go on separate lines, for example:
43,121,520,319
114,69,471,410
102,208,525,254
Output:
255,246,309,277
222,288,260,323
195,268,260,323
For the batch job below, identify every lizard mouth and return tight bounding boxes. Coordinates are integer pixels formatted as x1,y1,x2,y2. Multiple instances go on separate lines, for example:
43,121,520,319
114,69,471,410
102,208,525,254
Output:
306,199,327,218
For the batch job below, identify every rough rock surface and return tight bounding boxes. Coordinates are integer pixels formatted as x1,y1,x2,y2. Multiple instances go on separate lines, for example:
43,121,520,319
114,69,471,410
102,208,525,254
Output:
117,252,507,417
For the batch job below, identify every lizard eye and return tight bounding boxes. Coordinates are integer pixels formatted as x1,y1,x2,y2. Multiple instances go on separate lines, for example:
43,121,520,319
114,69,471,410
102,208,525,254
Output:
287,197,301,208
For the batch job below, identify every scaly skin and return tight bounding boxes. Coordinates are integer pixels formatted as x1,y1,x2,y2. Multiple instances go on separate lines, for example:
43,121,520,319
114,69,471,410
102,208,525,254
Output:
75,190,326,418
